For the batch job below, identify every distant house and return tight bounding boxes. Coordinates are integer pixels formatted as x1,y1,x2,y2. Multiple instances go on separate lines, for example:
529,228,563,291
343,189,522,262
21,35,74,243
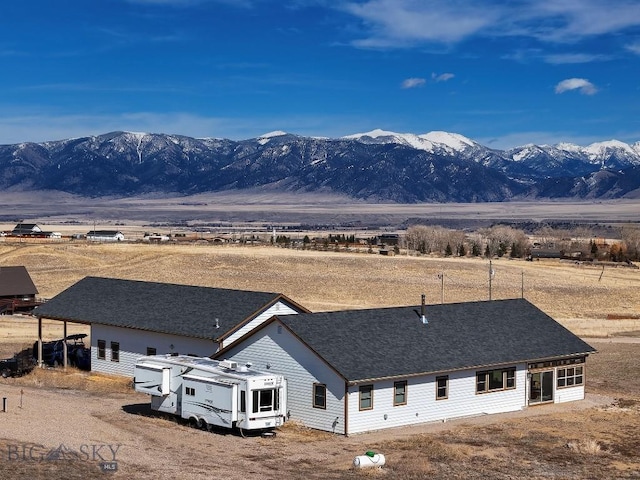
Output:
33,277,309,376
11,223,43,236
86,230,125,242
529,248,563,260
216,298,595,435
0,266,40,314
377,233,400,246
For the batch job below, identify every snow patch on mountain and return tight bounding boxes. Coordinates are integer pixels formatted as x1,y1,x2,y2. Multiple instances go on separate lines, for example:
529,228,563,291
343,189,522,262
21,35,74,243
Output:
420,131,476,152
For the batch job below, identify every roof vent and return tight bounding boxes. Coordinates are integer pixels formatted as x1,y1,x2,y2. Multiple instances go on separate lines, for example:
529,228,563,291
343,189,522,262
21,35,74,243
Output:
420,294,428,325
215,318,220,329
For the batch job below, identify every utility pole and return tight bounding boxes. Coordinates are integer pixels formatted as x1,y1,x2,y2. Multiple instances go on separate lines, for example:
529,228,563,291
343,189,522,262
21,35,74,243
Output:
438,272,444,304
488,260,495,300
521,270,524,299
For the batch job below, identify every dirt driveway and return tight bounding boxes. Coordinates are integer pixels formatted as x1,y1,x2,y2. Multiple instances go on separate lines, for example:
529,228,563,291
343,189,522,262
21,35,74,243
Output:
0,378,616,480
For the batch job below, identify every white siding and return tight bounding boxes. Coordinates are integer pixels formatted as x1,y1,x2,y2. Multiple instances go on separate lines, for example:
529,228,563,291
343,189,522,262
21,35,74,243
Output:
222,321,346,434
222,301,300,348
555,385,585,403
91,324,217,377
347,364,528,435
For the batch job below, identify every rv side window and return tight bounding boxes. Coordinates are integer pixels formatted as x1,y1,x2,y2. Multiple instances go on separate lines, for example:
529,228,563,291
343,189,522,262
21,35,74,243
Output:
185,387,195,396
240,391,246,413
147,347,156,356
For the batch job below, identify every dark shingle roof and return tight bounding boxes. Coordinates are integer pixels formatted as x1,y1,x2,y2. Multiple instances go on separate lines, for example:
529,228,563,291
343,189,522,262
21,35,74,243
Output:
276,298,595,383
0,266,39,296
34,277,291,340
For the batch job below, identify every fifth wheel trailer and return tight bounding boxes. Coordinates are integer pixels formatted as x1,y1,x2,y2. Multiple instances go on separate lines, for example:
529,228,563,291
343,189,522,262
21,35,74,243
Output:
134,355,287,432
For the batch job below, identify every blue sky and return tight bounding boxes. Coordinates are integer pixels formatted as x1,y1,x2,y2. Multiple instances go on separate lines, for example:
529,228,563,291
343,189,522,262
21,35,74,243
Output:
1,0,639,149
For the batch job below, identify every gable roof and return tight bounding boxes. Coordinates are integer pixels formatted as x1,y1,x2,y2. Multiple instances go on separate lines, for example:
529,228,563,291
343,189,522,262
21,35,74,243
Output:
236,298,595,383
12,223,42,235
0,266,39,296
34,277,303,340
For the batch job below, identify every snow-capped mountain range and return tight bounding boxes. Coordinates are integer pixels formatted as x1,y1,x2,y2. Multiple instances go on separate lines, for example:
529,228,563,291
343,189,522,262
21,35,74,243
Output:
1,130,639,202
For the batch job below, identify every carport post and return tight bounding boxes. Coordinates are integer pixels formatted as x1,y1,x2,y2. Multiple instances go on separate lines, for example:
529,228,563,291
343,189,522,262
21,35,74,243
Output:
37,316,43,368
63,321,68,368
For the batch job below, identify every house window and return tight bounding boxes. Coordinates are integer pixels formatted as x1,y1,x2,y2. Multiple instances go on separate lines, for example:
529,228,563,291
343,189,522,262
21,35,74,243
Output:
476,368,516,393
110,342,120,362
436,375,449,400
557,366,583,388
146,347,156,356
313,383,327,409
359,385,373,411
97,340,106,360
185,386,195,396
393,381,407,406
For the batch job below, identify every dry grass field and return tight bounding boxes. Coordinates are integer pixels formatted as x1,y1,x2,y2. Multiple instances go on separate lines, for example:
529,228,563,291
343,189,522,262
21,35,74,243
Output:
1,241,639,334
0,241,639,479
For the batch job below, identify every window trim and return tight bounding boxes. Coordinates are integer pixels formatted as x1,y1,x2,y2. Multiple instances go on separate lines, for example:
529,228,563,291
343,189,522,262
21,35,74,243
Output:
110,341,120,363
313,383,327,409
359,384,373,411
393,380,407,406
476,367,516,394
97,339,106,360
436,375,449,400
557,365,584,389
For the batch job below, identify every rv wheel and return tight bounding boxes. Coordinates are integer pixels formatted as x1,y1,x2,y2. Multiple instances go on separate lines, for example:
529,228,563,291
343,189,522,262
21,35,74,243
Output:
1,369,9,378
188,417,199,428
197,419,208,431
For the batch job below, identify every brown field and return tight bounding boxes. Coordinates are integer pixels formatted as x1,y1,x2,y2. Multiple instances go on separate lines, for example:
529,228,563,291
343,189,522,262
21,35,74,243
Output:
0,241,639,479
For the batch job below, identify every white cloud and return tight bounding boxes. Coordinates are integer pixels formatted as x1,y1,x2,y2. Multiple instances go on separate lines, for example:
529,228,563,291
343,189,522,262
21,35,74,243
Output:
554,78,598,95
339,0,640,48
543,53,610,64
342,0,496,47
626,42,640,55
401,77,426,89
432,72,455,82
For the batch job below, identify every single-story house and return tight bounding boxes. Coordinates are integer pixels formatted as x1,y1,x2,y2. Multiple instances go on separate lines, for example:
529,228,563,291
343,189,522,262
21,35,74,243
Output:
0,266,40,314
86,230,125,242
33,277,309,376
215,298,595,435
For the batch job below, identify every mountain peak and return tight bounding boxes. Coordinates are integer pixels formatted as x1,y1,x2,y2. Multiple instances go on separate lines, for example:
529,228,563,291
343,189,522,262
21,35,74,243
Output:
419,131,477,151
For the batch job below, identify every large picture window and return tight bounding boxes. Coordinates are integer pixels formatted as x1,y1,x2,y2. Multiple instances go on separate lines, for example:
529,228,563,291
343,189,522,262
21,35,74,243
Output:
557,366,583,388
313,383,327,409
393,381,407,406
359,385,373,411
476,368,515,393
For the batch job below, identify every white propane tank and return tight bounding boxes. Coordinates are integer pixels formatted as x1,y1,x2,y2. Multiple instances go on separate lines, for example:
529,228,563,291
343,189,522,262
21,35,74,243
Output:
353,452,386,469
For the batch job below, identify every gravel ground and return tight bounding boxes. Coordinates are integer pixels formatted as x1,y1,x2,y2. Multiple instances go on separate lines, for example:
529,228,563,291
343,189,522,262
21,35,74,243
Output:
0,380,614,480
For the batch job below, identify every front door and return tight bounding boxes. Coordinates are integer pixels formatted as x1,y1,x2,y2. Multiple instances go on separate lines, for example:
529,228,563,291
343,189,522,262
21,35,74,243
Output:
529,371,554,404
